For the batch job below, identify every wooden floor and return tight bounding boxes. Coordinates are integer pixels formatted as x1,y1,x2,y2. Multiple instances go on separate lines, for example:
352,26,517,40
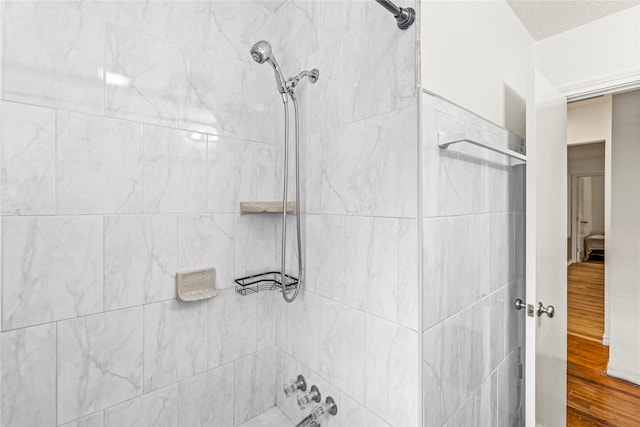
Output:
567,334,640,426
567,259,640,425
568,261,605,341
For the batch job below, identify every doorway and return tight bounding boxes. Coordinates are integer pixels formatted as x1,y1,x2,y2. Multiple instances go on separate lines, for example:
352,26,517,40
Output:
565,94,640,425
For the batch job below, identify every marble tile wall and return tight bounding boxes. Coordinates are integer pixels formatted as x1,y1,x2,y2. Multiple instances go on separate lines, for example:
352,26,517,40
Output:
0,1,524,426
0,1,283,426
420,91,526,426
271,1,421,426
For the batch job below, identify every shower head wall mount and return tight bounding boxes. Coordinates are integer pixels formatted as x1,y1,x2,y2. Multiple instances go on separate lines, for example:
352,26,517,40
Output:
250,40,319,97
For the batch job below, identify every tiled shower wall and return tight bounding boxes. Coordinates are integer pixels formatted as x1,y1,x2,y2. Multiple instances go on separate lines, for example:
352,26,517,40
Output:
420,91,526,426
0,2,285,426
271,1,420,426
0,1,527,427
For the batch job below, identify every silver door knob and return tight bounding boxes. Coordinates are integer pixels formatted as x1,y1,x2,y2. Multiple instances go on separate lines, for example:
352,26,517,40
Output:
536,302,555,318
514,298,526,310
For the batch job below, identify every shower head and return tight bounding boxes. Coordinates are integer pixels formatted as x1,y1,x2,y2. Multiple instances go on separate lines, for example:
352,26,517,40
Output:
250,40,286,94
250,40,272,64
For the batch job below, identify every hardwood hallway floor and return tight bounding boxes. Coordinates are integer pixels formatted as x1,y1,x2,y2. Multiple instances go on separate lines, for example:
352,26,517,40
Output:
568,260,604,341
567,260,640,425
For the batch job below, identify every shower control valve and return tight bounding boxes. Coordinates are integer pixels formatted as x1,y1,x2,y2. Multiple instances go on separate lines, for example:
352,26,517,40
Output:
284,375,307,398
309,396,338,423
297,385,321,410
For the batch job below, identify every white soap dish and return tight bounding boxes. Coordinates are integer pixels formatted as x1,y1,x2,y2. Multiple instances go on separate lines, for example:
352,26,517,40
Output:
176,268,217,302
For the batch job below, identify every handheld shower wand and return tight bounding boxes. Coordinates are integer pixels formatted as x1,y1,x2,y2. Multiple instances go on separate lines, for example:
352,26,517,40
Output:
250,41,286,94
249,40,319,304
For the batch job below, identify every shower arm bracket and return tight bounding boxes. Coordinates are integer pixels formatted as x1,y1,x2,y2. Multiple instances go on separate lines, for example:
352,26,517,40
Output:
374,0,415,30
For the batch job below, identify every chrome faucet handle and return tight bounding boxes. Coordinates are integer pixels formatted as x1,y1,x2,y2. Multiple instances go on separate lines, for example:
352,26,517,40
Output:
309,396,338,423
297,385,321,410
284,375,307,398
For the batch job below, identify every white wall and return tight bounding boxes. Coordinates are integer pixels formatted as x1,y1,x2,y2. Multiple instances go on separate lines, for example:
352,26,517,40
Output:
420,0,534,137
568,97,613,145
608,89,640,385
536,6,640,98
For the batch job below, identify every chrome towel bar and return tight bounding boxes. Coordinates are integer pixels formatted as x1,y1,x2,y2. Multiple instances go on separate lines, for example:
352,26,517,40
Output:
438,132,527,164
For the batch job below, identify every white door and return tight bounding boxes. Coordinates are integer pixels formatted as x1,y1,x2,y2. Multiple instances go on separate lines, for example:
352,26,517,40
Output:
525,71,568,426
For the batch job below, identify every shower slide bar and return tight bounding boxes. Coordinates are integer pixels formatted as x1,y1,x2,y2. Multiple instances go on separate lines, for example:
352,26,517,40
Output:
374,0,415,30
438,132,527,164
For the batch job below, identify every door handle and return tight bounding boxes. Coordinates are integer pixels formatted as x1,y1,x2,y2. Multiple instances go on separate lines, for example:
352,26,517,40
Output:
515,299,536,317
536,302,555,318
580,221,588,224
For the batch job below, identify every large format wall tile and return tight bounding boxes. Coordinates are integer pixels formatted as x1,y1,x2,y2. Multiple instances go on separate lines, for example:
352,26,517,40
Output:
257,291,278,351
104,384,178,427
423,315,462,426
207,289,257,368
104,215,178,310
319,297,365,404
488,213,515,296
1,102,56,215
364,315,419,427
283,290,321,372
339,393,390,427
1,324,56,427
422,215,489,329
304,214,345,297
421,93,525,426
497,348,524,427
305,122,366,215
398,218,419,330
341,1,416,123
233,215,277,279
361,107,418,218
178,364,234,427
178,214,234,289
143,125,207,213
344,216,399,323
60,411,104,427
105,24,182,129
2,216,103,330
57,111,143,214
234,347,277,425
105,22,277,141
144,300,207,392
305,108,418,218
207,138,279,213
2,2,104,114
57,307,143,424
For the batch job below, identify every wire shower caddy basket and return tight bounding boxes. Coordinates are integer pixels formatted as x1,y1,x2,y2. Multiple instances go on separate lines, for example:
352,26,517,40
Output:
234,271,299,296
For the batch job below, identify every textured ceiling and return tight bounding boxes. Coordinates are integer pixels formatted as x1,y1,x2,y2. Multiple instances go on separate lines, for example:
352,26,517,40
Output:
507,0,640,40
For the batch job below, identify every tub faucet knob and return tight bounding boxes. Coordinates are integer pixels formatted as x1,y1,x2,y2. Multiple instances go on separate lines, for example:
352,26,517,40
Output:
297,385,321,409
284,375,307,398
310,396,338,422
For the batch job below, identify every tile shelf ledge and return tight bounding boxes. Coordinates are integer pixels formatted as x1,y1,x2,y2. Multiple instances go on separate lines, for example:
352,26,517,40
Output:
239,201,296,215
